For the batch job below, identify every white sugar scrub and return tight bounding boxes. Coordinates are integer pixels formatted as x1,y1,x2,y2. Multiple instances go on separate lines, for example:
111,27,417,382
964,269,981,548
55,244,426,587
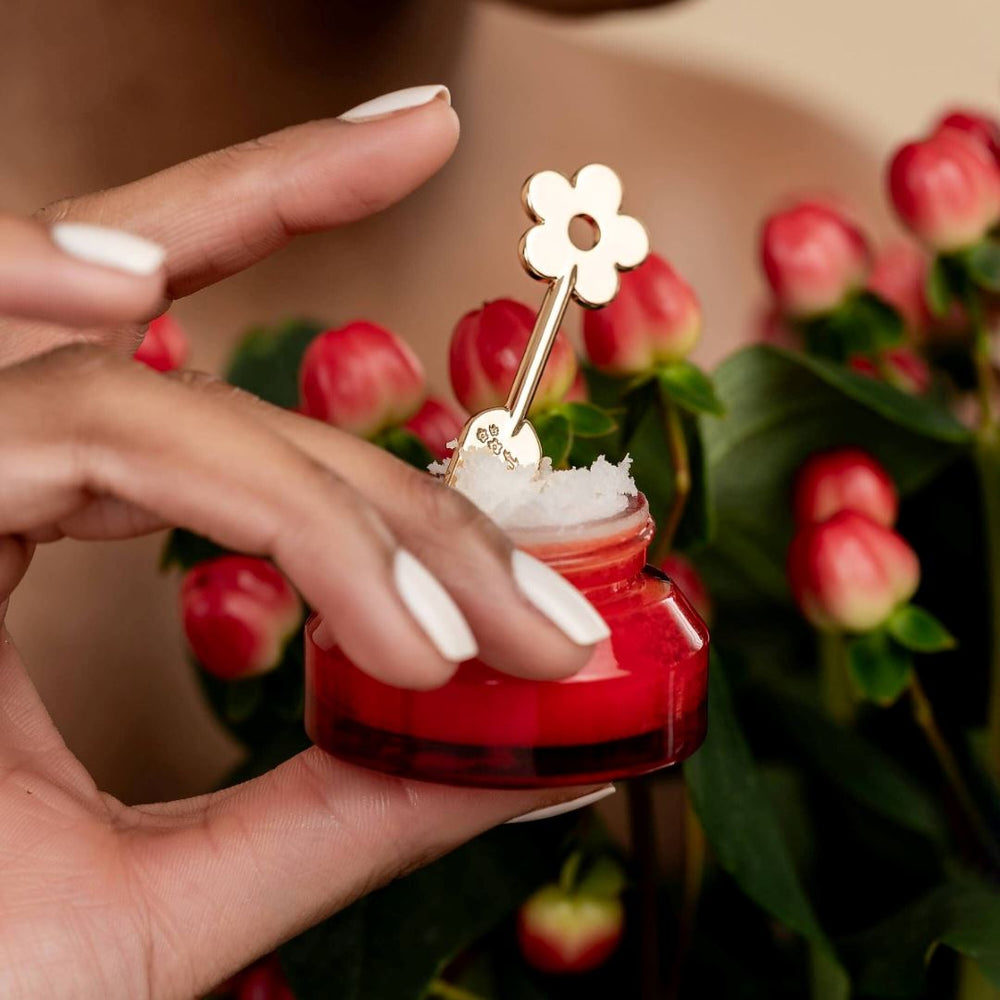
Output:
431,450,638,530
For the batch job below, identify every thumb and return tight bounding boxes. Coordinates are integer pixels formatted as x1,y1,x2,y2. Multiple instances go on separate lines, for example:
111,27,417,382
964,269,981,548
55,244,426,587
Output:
127,748,606,997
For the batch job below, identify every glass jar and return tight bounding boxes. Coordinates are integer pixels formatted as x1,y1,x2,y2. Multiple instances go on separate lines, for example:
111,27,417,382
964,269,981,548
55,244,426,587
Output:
305,494,709,787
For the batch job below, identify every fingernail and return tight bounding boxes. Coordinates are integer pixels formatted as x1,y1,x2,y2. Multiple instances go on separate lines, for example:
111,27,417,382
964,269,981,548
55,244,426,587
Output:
394,550,477,662
507,785,616,824
338,84,451,124
51,223,166,276
511,551,611,646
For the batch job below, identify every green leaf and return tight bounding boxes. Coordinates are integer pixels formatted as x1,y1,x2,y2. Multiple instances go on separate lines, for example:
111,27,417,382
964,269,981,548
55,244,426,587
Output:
842,879,1000,993
225,317,326,408
280,821,569,1000
557,401,618,437
926,256,955,318
964,240,1000,292
697,346,971,606
753,687,946,844
534,411,572,468
658,361,726,417
847,631,913,706
887,604,957,653
851,290,907,350
375,426,436,472
685,660,843,975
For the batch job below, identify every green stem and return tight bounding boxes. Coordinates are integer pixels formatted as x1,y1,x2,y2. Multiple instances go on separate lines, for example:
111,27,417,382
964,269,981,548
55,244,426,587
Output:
667,791,706,1000
909,674,995,855
977,427,1000,779
627,777,661,1000
650,396,690,566
819,631,855,724
957,954,1000,1000
427,980,488,1000
970,301,1000,778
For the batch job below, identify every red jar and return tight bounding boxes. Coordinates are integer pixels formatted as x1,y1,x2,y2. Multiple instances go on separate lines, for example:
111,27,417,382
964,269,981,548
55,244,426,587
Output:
305,494,709,787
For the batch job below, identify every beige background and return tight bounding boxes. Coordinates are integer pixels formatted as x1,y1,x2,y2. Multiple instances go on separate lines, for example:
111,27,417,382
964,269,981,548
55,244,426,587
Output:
569,0,1000,144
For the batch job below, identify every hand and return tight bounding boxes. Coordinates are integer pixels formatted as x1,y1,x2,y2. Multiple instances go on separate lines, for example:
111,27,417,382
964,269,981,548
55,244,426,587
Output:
0,93,609,997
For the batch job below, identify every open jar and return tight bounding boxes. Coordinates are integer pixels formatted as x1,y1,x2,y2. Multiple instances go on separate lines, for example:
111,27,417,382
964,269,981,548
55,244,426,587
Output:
305,493,708,787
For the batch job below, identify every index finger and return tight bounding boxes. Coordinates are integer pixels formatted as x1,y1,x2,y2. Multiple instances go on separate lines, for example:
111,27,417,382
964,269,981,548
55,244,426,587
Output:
36,88,457,299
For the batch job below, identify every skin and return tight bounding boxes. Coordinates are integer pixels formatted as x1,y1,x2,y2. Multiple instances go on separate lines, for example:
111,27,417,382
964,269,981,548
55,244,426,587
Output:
0,102,605,998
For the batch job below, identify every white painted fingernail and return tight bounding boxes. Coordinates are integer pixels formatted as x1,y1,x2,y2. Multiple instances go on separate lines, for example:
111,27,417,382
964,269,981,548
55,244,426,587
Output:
338,85,451,123
512,551,611,646
394,550,477,663
507,785,616,824
51,223,166,276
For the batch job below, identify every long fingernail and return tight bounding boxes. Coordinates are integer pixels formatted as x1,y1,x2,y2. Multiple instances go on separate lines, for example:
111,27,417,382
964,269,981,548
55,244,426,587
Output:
338,84,451,123
51,223,166,276
394,550,478,663
507,785,616,824
511,551,611,646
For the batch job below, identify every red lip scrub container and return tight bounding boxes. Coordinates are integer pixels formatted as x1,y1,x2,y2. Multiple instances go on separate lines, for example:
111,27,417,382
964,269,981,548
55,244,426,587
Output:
305,494,709,787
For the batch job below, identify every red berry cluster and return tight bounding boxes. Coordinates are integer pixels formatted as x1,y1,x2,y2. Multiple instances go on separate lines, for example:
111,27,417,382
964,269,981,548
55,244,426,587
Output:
787,449,918,633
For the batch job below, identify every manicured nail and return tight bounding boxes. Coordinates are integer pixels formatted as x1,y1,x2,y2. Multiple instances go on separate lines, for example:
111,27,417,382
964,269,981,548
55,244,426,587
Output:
338,85,451,124
51,223,166,276
394,550,477,662
511,551,611,646
507,785,616,824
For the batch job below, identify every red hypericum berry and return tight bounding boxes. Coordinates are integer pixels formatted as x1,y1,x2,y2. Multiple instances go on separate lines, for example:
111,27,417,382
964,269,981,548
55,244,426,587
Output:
581,252,702,374
849,347,931,396
934,108,1000,166
888,129,1000,252
403,396,465,460
760,202,871,318
660,552,712,625
134,314,190,373
181,556,302,681
449,298,577,416
236,955,294,1000
787,510,920,633
299,321,426,438
517,885,624,975
867,241,932,335
794,448,898,528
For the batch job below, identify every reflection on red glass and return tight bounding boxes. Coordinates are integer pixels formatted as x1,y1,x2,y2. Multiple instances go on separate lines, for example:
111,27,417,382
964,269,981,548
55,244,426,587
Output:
305,495,709,787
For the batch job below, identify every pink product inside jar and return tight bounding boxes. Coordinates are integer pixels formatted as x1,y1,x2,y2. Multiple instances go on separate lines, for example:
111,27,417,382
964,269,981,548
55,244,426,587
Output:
305,494,709,787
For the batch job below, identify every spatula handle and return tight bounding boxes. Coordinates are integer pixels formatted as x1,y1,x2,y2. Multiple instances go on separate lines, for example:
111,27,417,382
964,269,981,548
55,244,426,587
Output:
504,266,576,431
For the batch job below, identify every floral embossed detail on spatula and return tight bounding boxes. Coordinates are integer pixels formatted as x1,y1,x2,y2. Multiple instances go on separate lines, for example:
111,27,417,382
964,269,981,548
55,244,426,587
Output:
443,164,649,485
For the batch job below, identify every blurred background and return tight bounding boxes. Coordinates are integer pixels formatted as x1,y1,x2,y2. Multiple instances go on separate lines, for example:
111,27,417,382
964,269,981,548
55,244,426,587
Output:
4,0,1000,804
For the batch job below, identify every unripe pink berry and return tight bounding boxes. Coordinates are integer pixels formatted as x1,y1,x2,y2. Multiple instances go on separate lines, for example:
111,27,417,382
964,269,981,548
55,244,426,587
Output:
581,253,702,374
403,396,466,460
299,321,426,438
660,552,712,625
760,202,871,318
787,511,920,633
181,556,301,681
934,108,1000,166
236,955,294,1000
564,369,589,402
794,448,898,527
134,315,189,373
867,241,932,335
517,884,624,975
888,129,1000,252
449,299,577,415
849,347,931,396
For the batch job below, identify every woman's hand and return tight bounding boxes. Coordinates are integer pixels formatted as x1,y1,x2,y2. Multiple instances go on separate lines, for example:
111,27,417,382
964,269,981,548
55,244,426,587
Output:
0,90,611,997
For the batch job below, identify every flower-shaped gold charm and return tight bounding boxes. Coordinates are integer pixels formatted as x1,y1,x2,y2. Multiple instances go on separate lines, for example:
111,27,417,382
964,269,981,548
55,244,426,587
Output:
520,164,649,307
443,163,648,486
